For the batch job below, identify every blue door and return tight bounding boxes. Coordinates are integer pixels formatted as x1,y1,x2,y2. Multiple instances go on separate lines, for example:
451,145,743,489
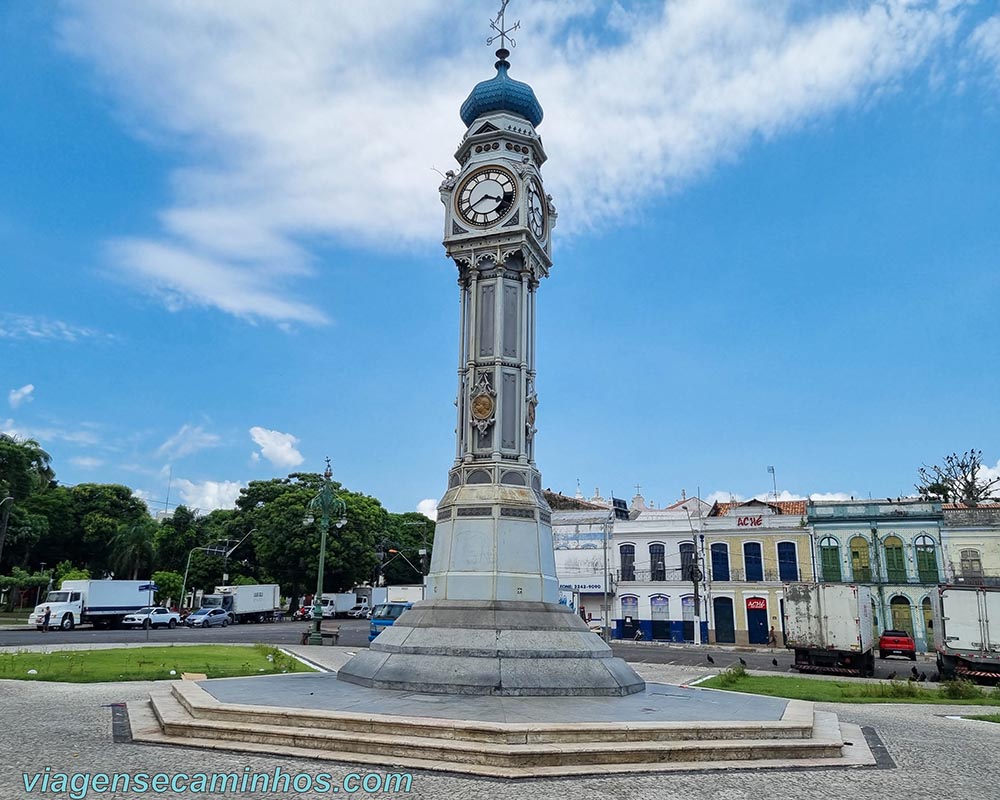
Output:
746,597,768,644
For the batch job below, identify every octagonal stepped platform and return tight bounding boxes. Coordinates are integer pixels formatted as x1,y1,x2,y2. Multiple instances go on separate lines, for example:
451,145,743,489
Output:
128,678,874,777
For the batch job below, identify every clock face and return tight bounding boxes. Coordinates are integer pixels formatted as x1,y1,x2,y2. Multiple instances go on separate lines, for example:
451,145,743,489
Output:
456,167,517,227
527,179,546,239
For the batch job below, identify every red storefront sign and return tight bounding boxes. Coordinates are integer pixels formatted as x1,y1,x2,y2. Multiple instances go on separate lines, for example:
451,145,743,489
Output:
737,515,763,527
746,597,767,611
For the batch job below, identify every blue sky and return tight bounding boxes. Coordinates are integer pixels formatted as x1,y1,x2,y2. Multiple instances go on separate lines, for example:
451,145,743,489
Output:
2,1,999,516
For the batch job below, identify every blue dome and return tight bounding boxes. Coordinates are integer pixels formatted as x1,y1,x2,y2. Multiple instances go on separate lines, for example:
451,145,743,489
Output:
460,53,543,128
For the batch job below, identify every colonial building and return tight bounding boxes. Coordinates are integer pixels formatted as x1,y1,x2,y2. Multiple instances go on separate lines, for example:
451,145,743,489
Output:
941,503,1000,587
610,496,712,643
807,499,944,652
702,499,813,646
546,491,612,628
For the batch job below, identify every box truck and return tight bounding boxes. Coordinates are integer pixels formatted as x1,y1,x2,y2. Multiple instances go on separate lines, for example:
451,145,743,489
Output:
201,584,280,624
30,580,152,631
319,592,358,619
784,583,875,677
934,585,1000,682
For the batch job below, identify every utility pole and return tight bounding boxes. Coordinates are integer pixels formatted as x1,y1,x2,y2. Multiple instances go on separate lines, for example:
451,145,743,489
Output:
690,547,704,645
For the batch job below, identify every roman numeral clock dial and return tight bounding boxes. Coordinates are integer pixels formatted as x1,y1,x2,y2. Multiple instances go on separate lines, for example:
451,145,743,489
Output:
457,166,517,227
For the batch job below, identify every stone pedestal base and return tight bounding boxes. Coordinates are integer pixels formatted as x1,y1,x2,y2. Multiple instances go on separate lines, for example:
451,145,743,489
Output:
336,600,645,696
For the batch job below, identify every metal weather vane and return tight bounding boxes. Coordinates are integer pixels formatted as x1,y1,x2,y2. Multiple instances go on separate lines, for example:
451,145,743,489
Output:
487,0,520,50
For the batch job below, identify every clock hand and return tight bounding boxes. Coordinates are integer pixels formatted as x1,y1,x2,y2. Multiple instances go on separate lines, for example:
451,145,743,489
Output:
472,193,502,208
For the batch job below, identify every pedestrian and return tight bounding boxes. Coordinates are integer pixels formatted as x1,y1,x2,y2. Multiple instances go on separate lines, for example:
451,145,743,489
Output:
768,626,777,647
42,606,51,632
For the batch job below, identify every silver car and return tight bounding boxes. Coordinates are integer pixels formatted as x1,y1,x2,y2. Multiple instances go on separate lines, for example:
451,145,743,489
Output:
184,607,229,628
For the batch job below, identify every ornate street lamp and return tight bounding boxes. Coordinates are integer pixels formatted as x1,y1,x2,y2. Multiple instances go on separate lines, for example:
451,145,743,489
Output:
308,458,348,645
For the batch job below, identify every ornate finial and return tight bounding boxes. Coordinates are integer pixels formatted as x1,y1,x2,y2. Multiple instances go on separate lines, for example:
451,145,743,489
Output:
487,0,520,54
323,457,333,480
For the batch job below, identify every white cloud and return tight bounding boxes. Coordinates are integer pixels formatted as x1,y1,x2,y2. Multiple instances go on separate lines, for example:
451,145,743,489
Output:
809,491,855,502
416,498,438,520
1,418,100,446
250,426,304,468
8,384,34,409
969,15,1000,77
753,490,808,502
70,456,104,469
174,478,244,511
55,1,986,323
0,314,109,342
156,423,221,459
705,490,744,505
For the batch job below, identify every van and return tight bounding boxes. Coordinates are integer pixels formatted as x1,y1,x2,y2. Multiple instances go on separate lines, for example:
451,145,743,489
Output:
368,602,413,642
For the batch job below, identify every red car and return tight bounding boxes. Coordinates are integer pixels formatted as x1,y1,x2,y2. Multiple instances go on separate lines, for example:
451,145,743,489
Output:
879,629,917,661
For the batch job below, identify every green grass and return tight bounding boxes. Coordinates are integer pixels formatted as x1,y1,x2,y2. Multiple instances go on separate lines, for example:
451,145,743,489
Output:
0,612,30,624
701,668,1000,706
966,714,1000,723
0,645,313,683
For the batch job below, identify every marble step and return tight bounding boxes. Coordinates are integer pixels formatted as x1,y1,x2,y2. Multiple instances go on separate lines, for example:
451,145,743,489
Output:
169,680,815,744
146,690,846,770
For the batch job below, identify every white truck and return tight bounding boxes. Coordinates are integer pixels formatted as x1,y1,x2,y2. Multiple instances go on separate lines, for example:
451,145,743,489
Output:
201,584,280,624
319,592,358,619
30,580,153,631
384,584,424,604
934,585,1000,682
784,583,875,677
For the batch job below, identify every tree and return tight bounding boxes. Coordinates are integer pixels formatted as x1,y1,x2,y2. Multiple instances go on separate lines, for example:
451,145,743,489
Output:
153,505,201,574
112,519,157,579
0,434,54,499
151,570,184,607
916,449,1000,506
380,512,435,585
70,484,152,574
58,568,90,586
237,473,384,600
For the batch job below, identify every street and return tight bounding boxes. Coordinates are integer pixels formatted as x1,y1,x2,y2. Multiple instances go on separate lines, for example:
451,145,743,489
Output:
0,620,933,679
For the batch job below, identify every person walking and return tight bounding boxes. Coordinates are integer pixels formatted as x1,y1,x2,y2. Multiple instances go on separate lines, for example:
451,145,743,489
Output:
768,626,777,647
42,606,51,632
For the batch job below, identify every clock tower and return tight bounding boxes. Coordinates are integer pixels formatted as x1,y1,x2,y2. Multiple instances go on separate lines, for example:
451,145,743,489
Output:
338,14,643,696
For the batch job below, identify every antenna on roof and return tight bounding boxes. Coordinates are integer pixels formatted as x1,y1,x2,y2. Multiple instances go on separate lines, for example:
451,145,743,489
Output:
767,465,778,505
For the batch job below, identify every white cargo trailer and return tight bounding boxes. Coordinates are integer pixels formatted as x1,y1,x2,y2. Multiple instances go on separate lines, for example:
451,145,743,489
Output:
30,580,152,631
202,584,280,623
784,583,875,677
934,585,1000,682
385,584,424,604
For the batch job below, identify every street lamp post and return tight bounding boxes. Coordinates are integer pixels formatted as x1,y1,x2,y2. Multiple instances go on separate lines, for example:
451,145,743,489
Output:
309,459,348,646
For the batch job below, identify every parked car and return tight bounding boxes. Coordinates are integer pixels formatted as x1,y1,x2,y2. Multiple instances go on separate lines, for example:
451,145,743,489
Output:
878,629,917,660
185,607,229,628
122,606,180,629
347,601,370,618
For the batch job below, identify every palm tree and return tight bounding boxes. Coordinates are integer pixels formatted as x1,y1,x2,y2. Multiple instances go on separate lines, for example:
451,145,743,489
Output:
111,521,156,580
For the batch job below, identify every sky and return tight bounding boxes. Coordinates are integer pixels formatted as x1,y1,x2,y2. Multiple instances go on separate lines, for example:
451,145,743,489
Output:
2,0,999,518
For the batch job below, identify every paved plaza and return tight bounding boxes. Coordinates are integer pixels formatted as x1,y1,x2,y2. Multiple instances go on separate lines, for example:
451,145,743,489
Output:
2,663,998,800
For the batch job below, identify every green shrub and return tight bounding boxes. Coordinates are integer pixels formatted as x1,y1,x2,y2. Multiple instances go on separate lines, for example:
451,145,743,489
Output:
940,679,983,700
717,663,747,686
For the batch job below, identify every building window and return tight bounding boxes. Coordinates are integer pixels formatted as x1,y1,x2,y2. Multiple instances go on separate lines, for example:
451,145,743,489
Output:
777,542,798,582
619,544,635,582
649,543,665,581
711,543,730,582
650,595,669,619
914,535,938,583
620,595,638,618
850,536,871,582
679,542,695,580
960,549,983,584
819,537,842,582
744,542,763,582
884,536,906,583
